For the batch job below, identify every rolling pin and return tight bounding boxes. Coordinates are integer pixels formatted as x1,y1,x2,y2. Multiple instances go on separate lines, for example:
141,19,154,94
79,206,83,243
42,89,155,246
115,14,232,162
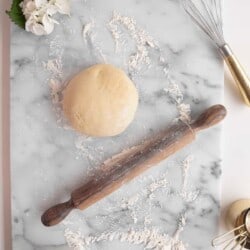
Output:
41,104,227,227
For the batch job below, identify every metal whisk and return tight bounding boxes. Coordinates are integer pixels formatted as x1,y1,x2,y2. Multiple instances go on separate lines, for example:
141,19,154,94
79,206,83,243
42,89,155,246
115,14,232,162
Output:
182,0,250,106
212,208,250,249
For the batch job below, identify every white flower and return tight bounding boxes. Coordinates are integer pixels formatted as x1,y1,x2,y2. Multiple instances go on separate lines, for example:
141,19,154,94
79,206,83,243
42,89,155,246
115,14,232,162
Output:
25,11,57,36
20,0,70,36
20,0,36,19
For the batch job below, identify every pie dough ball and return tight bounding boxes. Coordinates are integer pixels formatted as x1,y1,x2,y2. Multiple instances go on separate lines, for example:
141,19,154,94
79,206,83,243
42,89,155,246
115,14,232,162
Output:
63,64,139,137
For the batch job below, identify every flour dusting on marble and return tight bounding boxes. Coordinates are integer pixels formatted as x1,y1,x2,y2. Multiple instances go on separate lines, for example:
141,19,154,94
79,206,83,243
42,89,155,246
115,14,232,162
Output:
147,174,169,199
164,82,191,124
121,194,139,209
64,228,186,250
107,11,191,123
179,156,200,202
42,36,68,128
82,21,95,40
172,214,187,249
108,11,157,73
43,58,63,105
62,154,199,249
81,21,107,63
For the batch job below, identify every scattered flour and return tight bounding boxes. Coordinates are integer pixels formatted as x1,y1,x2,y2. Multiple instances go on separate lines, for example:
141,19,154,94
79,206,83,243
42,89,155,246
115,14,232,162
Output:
108,11,157,73
107,11,191,126
43,59,63,76
63,155,199,250
181,156,193,192
173,214,187,243
75,136,92,159
163,82,191,124
148,174,169,199
148,177,168,193
82,21,95,40
48,35,64,58
81,21,106,62
121,194,139,209
64,228,186,250
120,194,140,224
177,104,192,124
179,156,200,202
144,215,153,226
43,58,64,105
42,36,67,127
48,79,61,104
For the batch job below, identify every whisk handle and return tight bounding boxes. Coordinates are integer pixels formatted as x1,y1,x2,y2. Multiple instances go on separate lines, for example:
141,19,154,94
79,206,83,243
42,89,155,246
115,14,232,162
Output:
220,44,250,107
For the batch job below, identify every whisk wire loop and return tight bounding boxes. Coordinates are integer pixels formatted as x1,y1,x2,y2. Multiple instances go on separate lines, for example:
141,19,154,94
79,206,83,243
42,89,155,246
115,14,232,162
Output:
212,224,245,247
182,0,225,47
201,0,223,40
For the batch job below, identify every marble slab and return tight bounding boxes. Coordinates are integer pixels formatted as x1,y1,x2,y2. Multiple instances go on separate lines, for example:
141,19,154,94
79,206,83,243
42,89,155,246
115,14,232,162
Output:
10,0,224,249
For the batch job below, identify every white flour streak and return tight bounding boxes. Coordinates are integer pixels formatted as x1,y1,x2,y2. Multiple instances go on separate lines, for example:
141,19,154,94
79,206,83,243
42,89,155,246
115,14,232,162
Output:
180,190,199,202
149,178,168,193
148,174,168,199
181,156,193,192
164,82,191,124
120,194,140,224
74,136,102,165
81,21,106,62
179,156,199,202
82,21,95,40
144,215,153,226
108,11,157,73
172,214,187,249
44,36,64,100
48,35,64,58
43,58,63,104
43,59,63,77
164,83,183,104
49,79,61,104
121,194,139,209
42,36,66,126
177,104,191,124
64,228,186,250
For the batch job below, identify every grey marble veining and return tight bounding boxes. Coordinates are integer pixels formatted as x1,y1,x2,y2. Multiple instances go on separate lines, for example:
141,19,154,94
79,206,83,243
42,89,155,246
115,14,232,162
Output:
10,0,224,249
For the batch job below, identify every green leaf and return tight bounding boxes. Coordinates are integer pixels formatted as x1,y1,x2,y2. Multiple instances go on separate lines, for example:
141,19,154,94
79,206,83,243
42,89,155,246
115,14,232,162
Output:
6,0,26,29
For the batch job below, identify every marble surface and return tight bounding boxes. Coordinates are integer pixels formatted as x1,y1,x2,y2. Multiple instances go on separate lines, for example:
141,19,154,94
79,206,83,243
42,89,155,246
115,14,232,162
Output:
10,0,223,249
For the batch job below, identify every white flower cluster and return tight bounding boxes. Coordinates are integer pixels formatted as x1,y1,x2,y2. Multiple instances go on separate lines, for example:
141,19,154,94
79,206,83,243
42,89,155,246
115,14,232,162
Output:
20,0,70,36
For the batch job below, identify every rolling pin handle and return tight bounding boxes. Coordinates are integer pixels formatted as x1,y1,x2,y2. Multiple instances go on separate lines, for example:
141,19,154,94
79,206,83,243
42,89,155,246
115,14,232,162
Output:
191,105,227,132
41,199,74,227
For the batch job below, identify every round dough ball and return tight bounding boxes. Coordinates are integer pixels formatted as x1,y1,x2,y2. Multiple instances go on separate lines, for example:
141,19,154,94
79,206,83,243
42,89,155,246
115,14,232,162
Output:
63,64,139,137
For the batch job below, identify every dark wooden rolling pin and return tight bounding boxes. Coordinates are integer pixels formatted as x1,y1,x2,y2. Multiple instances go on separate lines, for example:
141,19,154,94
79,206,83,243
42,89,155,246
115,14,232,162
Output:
41,104,227,227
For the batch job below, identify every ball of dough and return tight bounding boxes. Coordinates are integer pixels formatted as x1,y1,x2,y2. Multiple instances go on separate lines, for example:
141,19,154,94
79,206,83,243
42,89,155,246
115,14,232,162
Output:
63,64,139,137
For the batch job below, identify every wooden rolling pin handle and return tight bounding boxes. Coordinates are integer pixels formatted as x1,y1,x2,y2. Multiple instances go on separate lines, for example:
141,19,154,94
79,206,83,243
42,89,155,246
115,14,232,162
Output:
191,104,227,132
41,200,74,227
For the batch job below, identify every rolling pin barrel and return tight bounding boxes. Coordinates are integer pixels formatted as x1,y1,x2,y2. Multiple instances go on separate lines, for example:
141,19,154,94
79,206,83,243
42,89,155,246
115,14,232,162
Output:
41,104,226,227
